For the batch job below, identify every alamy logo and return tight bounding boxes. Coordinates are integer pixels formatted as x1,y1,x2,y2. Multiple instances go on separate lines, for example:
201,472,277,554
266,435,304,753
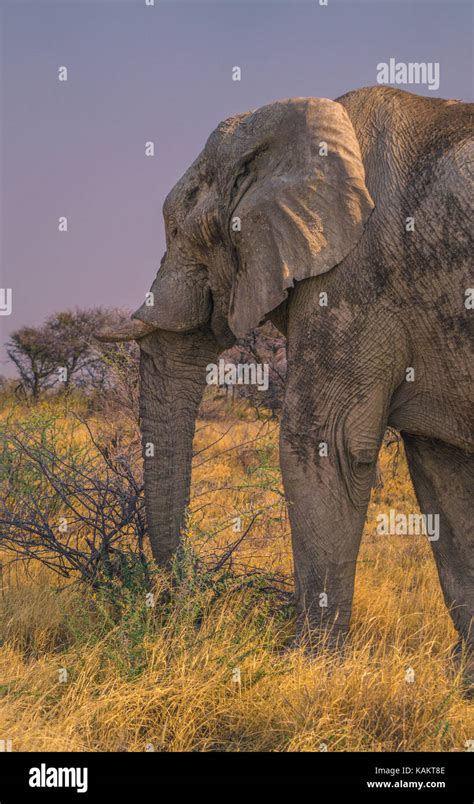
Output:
377,59,440,91
29,764,88,793
377,509,440,541
206,359,269,392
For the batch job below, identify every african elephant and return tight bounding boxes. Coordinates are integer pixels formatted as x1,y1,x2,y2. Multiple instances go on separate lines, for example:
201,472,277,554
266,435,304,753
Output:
97,86,473,680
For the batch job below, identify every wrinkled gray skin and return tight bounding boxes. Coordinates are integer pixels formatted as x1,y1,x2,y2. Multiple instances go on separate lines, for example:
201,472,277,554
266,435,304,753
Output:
97,87,473,681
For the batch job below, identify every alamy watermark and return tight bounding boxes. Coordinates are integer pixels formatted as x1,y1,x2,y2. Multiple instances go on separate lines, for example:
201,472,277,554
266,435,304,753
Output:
206,359,269,392
377,59,440,91
0,288,12,316
377,509,440,541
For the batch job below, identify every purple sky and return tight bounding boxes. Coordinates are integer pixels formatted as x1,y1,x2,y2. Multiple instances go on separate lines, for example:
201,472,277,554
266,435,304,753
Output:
1,0,473,375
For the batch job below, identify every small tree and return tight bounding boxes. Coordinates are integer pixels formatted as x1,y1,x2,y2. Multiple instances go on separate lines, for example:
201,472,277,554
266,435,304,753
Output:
44,309,103,388
6,308,132,398
7,326,58,399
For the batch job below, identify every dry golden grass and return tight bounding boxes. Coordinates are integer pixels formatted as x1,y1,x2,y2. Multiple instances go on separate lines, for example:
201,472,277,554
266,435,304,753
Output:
0,392,472,752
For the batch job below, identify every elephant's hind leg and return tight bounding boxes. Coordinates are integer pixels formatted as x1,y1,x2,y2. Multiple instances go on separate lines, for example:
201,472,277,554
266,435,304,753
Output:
402,434,474,691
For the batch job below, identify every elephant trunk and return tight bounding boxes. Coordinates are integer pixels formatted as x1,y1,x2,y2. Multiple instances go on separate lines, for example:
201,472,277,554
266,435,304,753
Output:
139,328,218,566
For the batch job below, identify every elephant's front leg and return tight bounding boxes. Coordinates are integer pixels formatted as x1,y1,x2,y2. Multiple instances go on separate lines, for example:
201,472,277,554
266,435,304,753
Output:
280,382,389,649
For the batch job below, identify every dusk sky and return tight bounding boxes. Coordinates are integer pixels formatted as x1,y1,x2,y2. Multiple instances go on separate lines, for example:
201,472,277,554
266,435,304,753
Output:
1,0,473,374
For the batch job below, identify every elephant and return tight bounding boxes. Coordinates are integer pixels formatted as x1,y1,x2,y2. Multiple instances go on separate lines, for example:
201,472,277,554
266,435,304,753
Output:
96,86,473,683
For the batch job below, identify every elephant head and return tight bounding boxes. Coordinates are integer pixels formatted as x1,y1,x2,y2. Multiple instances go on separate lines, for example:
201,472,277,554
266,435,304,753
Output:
96,97,374,566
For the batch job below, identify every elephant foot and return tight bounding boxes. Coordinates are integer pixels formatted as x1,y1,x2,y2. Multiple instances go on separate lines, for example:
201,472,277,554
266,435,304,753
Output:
451,640,474,699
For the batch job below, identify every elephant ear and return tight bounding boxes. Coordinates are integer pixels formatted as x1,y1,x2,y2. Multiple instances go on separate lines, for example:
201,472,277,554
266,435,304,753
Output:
223,98,374,338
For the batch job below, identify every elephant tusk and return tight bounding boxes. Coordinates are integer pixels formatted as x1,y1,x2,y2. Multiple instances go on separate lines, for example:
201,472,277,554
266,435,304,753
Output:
94,320,157,343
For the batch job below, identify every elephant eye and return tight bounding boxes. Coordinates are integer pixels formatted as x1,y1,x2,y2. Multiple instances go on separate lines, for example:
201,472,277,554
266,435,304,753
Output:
171,227,178,240
233,163,251,193
231,152,261,202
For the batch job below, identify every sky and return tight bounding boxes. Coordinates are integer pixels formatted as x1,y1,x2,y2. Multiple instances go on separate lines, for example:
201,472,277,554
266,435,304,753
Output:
0,0,473,374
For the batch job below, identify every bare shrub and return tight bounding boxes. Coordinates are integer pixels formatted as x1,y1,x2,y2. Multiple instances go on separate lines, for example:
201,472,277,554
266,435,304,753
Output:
0,408,149,589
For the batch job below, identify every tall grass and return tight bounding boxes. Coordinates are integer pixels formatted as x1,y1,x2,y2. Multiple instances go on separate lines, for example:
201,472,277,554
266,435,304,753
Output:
0,393,472,752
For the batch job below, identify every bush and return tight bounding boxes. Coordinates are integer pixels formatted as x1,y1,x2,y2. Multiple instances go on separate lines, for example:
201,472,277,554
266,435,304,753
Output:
0,405,149,589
